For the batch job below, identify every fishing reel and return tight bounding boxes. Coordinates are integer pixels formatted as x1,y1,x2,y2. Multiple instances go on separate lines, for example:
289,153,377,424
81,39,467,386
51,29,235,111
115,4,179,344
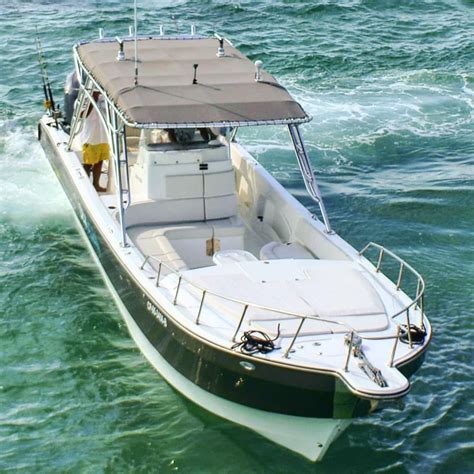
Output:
43,99,53,110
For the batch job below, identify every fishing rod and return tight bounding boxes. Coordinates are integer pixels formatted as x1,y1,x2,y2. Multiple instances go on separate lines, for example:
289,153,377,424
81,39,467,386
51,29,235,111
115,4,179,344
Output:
35,27,57,119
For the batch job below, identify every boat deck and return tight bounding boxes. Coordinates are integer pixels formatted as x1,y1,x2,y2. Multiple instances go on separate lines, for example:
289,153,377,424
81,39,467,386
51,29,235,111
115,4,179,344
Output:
182,259,390,335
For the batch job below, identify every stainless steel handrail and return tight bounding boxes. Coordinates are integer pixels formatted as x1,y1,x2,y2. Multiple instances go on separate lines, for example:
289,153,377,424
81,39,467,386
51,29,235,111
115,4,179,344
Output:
359,242,426,332
139,242,427,370
288,124,333,233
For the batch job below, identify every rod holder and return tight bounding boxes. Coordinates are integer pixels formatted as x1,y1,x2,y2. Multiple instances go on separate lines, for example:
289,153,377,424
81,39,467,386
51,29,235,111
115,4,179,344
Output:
116,37,125,61
159,25,164,36
191,24,196,36
254,60,263,81
99,28,104,39
129,25,134,36
215,34,225,57
192,64,198,84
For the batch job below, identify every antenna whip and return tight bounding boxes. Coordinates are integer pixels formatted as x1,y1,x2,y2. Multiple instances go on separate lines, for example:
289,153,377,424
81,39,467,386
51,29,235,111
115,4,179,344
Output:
134,0,138,86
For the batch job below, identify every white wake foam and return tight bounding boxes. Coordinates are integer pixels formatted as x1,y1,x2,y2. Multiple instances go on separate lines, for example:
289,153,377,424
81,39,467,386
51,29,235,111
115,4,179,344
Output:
0,120,72,227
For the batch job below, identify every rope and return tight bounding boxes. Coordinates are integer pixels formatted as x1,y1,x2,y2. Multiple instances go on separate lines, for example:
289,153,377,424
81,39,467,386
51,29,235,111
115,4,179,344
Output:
232,326,280,355
400,324,426,345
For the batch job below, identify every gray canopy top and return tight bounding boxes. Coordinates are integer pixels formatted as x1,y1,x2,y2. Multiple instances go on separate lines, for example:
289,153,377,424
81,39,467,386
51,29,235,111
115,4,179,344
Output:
76,36,311,128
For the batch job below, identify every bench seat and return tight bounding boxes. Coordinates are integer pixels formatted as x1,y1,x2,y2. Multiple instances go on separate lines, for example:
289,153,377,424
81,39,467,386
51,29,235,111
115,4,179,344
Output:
128,219,248,272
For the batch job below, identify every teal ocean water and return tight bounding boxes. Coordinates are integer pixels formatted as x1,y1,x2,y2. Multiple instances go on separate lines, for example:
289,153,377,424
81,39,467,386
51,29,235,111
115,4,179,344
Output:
1,1,473,472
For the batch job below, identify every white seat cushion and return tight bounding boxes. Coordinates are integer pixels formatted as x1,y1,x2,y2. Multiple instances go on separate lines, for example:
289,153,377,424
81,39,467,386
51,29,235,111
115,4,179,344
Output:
213,249,258,265
260,241,314,260
127,226,189,273
128,219,247,271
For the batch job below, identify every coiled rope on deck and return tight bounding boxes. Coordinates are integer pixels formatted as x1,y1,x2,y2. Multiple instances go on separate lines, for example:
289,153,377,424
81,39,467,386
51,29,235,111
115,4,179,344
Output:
232,325,280,355
400,324,426,345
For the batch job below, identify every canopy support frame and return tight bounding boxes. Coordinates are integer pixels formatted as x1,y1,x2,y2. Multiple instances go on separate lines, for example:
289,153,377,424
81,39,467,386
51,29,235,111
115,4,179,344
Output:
67,57,130,247
288,124,333,234
110,109,129,247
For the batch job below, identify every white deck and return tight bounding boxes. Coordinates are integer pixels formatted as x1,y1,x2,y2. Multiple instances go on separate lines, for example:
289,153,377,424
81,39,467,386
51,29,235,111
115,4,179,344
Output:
182,259,389,334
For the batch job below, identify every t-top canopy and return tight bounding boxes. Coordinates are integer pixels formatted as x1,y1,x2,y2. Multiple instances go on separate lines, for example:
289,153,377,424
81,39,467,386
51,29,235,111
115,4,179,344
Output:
76,37,310,127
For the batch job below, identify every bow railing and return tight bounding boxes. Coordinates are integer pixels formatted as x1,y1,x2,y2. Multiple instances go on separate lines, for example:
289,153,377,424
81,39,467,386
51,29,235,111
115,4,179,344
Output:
358,242,425,332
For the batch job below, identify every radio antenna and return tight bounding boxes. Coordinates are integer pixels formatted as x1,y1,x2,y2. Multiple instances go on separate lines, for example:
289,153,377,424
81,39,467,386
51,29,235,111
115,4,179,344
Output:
134,0,138,86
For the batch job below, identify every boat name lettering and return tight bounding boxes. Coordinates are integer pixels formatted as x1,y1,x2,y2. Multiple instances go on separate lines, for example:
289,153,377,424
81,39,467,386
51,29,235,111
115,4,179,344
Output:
146,301,167,327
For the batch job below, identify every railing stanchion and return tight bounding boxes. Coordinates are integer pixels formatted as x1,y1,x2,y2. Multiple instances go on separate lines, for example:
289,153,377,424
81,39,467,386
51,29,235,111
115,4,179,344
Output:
389,326,401,367
140,255,150,270
196,290,206,325
344,331,354,372
420,293,425,330
232,305,249,342
396,262,404,290
284,317,306,358
405,309,413,348
173,276,182,305
376,248,384,272
156,262,162,287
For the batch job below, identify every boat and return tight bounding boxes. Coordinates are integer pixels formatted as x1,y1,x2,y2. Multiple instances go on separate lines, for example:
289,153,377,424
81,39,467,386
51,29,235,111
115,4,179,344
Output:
37,27,432,461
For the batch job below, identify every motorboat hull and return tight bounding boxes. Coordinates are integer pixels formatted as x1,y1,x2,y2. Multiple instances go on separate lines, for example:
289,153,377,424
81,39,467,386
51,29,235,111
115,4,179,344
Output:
38,119,427,460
